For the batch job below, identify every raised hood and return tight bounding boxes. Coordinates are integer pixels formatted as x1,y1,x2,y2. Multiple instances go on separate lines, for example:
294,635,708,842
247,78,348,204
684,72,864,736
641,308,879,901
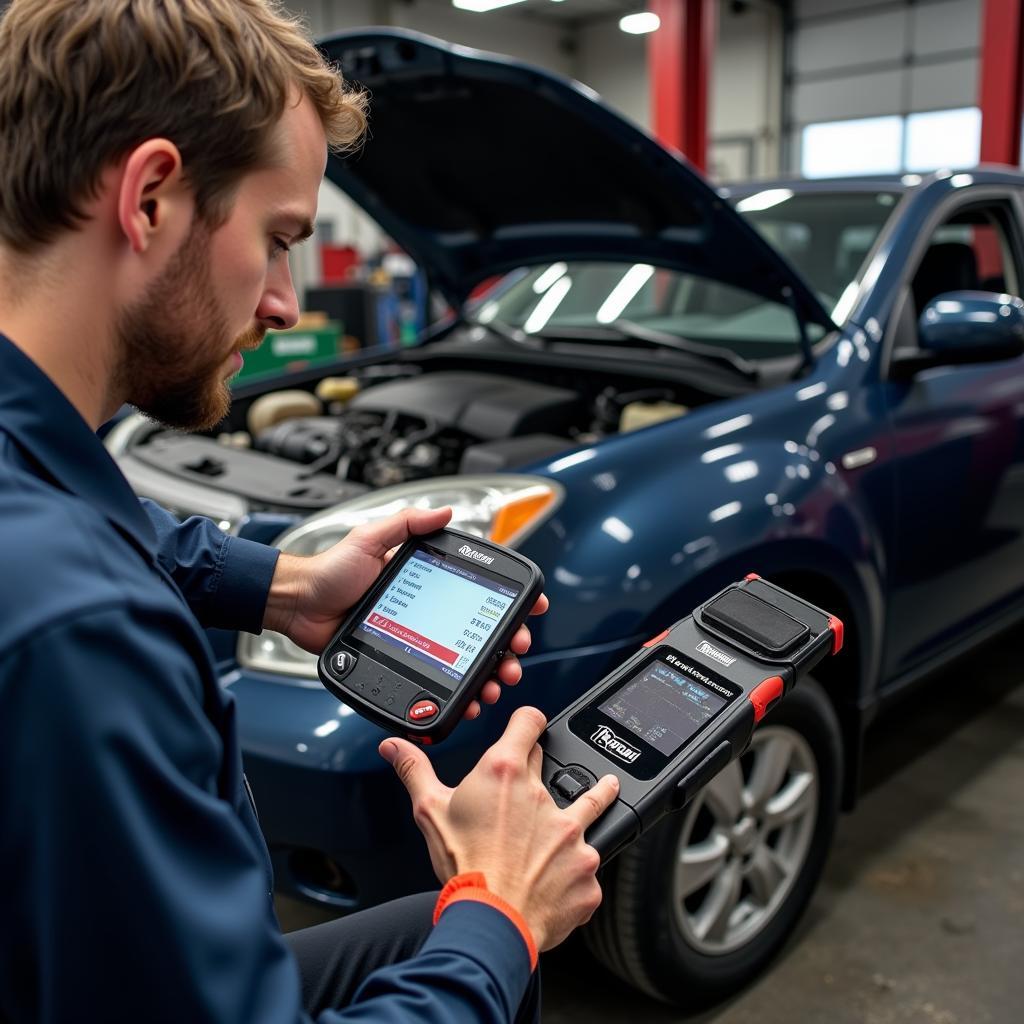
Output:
320,29,833,332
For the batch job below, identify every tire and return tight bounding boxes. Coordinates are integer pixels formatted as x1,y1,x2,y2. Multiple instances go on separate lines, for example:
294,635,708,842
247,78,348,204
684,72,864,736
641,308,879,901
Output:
583,676,843,1009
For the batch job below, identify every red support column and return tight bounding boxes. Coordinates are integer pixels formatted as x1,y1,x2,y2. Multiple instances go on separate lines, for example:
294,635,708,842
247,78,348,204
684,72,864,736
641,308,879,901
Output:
979,0,1024,164
647,0,716,171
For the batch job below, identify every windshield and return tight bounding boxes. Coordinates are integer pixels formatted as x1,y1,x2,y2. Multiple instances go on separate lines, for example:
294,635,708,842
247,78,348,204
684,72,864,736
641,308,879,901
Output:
473,191,899,361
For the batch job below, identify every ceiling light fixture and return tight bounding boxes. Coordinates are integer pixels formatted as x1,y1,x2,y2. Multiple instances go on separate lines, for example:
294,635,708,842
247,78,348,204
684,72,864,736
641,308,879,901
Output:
619,12,661,34
452,0,529,12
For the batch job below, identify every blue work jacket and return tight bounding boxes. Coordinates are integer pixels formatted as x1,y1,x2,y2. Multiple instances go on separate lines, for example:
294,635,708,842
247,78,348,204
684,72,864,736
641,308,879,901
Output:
0,334,532,1022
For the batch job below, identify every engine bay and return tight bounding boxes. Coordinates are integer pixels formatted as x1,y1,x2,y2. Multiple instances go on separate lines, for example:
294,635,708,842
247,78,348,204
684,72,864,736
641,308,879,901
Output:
118,351,733,514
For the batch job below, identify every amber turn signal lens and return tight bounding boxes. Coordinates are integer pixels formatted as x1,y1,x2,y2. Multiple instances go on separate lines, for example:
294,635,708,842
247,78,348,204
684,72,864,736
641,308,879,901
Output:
489,489,556,545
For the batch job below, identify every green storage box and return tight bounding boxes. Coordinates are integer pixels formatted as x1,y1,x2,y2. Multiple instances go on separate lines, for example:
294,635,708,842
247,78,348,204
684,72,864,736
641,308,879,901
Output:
235,322,341,383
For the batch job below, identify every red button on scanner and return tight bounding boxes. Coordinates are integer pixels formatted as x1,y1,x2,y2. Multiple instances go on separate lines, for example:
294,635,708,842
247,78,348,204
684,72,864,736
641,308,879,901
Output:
749,676,784,724
408,699,439,723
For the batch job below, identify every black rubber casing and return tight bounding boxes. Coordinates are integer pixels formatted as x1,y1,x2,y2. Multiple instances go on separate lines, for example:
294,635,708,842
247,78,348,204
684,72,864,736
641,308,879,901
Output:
317,528,544,743
540,577,840,862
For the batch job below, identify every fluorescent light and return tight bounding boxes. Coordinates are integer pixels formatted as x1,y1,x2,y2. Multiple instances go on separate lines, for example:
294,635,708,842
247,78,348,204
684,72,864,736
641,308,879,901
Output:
796,381,827,401
602,516,634,543
476,301,499,323
735,189,793,213
453,0,527,11
709,501,742,523
549,448,597,473
524,275,572,333
701,443,743,464
533,262,568,294
620,12,660,34
596,264,655,323
725,461,759,483
831,281,859,324
703,413,753,439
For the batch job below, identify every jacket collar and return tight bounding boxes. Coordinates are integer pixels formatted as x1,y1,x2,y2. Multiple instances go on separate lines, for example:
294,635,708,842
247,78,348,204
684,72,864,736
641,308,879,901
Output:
0,333,156,552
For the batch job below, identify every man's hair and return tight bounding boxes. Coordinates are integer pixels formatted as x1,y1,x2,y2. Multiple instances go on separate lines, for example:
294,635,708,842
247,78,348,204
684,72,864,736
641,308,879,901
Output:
0,0,367,253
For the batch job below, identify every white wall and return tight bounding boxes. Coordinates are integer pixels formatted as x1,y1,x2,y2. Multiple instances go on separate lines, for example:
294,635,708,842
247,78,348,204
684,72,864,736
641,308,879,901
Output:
709,1,783,180
575,2,783,180
576,19,649,131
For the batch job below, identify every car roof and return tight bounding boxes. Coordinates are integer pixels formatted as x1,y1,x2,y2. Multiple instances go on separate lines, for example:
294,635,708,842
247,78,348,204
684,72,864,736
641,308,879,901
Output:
720,166,1024,198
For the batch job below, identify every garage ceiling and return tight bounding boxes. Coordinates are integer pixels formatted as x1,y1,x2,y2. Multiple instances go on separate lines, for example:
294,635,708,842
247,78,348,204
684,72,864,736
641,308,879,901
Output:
490,0,783,25
463,0,641,25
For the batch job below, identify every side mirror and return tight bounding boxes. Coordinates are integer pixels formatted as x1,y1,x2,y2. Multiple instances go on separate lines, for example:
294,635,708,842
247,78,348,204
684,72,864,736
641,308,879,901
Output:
892,291,1024,377
918,290,1024,359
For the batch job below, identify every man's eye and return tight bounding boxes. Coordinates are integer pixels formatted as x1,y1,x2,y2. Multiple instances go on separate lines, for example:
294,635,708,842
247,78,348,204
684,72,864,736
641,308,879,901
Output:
271,237,291,258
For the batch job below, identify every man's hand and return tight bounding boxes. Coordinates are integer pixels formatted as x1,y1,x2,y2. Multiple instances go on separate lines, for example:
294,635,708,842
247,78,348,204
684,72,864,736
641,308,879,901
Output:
380,706,620,952
262,506,548,719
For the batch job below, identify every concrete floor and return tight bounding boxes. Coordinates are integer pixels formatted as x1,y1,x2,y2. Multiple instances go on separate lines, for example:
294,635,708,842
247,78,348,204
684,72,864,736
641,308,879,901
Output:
278,626,1024,1023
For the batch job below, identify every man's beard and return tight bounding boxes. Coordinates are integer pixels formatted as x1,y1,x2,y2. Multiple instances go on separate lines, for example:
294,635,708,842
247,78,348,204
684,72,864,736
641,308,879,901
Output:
114,219,264,432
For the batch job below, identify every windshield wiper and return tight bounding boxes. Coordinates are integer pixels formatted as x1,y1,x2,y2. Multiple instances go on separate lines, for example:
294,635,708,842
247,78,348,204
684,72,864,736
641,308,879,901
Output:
468,315,758,381
465,316,541,349
599,319,759,381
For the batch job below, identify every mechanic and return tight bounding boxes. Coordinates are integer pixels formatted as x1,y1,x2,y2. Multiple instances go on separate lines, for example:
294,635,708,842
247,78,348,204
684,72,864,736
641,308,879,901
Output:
0,2,619,1022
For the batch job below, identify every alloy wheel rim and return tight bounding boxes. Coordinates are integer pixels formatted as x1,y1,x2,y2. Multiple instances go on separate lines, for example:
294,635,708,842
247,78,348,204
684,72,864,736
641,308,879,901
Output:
671,725,818,955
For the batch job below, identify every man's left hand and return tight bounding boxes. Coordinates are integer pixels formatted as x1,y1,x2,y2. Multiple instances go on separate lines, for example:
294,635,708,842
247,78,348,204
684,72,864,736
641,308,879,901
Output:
262,506,548,720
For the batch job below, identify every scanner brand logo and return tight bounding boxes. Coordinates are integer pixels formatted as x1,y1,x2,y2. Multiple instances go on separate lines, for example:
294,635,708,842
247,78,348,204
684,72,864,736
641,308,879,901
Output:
696,640,737,667
591,726,641,764
458,544,494,565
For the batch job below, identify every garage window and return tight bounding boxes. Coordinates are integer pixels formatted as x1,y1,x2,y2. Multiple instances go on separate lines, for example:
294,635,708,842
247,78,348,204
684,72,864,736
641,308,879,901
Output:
801,107,981,179
904,108,982,173
801,116,904,179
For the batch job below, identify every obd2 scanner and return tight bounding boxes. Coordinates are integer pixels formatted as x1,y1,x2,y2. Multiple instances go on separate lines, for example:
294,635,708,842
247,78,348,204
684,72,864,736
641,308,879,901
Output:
540,575,843,862
318,528,544,744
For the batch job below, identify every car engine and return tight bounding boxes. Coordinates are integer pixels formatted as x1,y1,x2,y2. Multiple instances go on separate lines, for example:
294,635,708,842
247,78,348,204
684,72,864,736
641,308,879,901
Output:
117,369,689,515
252,372,587,488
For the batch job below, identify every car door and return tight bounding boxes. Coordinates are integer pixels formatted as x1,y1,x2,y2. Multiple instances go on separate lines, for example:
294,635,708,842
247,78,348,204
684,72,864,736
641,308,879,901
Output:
881,195,1024,681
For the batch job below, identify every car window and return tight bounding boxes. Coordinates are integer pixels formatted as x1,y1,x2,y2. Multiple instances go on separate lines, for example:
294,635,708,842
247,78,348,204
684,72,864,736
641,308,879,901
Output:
739,191,899,310
474,262,819,361
886,200,1024,361
475,191,899,363
910,203,1021,319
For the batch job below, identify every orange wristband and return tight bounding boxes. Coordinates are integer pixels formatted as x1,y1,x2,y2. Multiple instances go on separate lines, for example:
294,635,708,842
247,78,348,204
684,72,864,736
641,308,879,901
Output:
433,871,538,971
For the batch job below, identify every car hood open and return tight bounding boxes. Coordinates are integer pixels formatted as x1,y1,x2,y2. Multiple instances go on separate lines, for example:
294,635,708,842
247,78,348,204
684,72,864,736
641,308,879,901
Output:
319,29,834,332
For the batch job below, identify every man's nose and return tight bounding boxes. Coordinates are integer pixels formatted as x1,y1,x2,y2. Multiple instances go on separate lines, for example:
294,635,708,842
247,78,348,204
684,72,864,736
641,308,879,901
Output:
256,266,300,331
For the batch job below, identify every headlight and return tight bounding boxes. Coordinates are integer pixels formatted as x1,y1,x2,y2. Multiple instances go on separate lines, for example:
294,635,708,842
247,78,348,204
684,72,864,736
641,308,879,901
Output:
237,474,563,680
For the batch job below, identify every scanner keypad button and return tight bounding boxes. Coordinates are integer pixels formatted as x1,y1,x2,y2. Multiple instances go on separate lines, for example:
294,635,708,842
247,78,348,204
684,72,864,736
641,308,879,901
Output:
330,651,355,678
551,768,592,802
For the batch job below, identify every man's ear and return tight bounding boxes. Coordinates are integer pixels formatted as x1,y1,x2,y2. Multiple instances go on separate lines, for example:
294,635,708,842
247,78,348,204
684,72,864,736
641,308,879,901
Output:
116,139,190,254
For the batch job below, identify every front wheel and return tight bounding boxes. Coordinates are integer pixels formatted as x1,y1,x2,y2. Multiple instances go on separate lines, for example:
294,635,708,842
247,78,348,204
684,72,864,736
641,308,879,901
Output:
583,677,843,1009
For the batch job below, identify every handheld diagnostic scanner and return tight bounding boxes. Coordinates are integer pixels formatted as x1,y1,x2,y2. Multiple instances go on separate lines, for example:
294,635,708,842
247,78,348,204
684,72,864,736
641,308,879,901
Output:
540,576,843,862
318,528,544,743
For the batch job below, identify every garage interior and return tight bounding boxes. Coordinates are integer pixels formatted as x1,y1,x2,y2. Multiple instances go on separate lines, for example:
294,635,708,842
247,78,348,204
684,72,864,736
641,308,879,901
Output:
5,0,1024,1021
254,2,1024,1021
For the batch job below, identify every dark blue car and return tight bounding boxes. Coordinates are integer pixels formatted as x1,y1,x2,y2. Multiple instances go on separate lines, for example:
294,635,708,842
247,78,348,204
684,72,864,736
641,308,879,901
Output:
107,29,1024,1009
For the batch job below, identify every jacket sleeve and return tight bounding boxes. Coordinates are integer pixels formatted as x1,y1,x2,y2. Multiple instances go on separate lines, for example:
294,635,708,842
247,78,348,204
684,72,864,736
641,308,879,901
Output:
0,603,532,1024
139,497,279,632
329,901,535,1024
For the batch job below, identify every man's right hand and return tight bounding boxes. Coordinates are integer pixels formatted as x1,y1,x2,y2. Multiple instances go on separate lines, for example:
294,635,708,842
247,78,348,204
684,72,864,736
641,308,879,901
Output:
379,706,620,952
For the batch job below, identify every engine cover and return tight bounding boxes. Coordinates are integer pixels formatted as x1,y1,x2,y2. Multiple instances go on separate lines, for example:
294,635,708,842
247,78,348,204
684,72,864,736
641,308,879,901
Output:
348,372,583,441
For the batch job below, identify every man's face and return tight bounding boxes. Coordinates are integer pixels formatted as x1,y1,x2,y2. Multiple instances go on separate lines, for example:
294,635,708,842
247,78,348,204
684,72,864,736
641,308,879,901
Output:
117,94,327,431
